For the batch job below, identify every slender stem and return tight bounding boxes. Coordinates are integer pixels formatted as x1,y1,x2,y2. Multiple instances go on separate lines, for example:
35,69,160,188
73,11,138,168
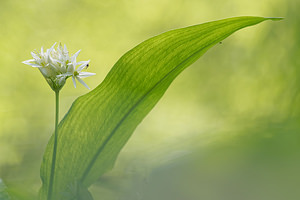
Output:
48,91,59,200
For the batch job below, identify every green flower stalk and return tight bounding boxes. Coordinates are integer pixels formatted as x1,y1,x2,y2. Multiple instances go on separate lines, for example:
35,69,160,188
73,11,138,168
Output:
23,43,95,200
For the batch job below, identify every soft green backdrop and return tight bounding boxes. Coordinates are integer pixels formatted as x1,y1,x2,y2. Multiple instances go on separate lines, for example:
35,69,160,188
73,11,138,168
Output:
0,0,299,199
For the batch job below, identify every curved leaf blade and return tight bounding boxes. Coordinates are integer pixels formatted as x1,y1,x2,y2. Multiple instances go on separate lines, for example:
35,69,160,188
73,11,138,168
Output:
39,16,281,199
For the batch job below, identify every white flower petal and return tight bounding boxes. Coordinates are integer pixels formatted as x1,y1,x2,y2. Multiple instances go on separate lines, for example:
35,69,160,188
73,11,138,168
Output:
49,55,55,64
30,64,42,68
57,44,63,55
61,72,73,77
39,67,51,77
50,63,59,72
67,63,75,73
57,72,71,79
74,50,81,58
72,76,77,88
22,59,35,63
22,61,42,67
50,42,57,51
78,72,96,78
53,59,63,64
71,50,81,64
76,77,90,89
77,60,90,71
64,44,68,52
58,77,66,85
31,52,39,60
46,49,51,63
58,43,63,49
76,61,89,65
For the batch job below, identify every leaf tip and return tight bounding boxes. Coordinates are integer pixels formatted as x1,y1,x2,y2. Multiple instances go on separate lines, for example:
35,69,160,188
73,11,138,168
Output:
265,17,284,21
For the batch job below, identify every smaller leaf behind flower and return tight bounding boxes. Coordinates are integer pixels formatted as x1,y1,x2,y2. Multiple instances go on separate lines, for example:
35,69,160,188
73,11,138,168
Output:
0,179,11,200
39,16,282,200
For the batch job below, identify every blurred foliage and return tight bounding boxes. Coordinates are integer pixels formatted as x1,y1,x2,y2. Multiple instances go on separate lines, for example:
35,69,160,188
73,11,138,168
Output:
0,179,11,200
0,0,299,199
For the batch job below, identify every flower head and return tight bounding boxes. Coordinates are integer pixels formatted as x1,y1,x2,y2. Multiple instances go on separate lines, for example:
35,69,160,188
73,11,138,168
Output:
22,43,95,91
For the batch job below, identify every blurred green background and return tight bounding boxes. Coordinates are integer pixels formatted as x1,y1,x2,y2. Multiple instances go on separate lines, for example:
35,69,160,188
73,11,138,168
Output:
0,0,299,199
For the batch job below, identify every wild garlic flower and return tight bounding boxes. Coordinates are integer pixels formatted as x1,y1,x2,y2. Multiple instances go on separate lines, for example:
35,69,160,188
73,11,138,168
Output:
22,43,95,91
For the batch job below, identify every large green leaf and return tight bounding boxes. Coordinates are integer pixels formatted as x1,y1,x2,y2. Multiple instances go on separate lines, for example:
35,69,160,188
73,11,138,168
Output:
39,16,281,199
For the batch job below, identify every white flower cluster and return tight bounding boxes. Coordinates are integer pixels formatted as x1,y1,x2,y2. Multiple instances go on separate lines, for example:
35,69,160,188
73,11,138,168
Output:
23,43,95,91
